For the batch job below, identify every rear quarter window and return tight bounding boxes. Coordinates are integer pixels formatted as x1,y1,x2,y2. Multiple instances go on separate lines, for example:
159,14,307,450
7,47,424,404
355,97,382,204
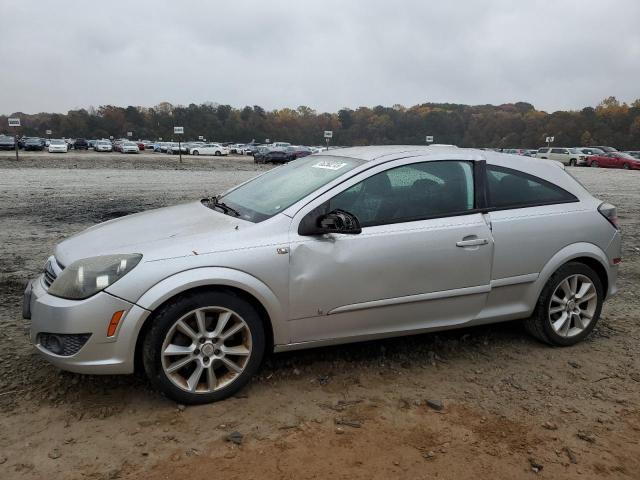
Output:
486,165,578,210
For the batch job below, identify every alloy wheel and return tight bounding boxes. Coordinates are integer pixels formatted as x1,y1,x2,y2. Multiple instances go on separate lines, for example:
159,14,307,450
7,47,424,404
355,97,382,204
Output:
548,274,598,338
161,307,252,394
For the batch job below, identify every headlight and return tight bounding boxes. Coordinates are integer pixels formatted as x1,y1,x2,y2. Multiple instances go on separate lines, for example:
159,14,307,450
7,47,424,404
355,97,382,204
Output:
48,254,142,300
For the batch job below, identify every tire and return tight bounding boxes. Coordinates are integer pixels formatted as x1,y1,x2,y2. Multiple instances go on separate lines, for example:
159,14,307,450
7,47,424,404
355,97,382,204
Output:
569,159,576,167
623,163,630,170
591,161,599,168
143,290,266,404
215,151,221,156
524,262,603,346
193,150,199,156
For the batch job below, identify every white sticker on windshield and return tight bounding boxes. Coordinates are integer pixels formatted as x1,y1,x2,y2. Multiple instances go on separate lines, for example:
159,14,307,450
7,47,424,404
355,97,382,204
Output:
312,161,348,171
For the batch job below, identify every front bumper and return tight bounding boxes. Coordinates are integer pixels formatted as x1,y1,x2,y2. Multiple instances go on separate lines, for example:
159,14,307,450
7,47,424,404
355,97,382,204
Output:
24,275,150,374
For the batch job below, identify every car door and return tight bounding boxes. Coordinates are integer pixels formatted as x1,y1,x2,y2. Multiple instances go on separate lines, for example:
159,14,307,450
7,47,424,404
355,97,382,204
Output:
610,153,623,168
287,159,494,344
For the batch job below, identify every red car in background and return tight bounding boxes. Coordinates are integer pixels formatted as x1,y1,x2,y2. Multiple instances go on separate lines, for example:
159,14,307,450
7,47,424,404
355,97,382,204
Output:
587,151,640,170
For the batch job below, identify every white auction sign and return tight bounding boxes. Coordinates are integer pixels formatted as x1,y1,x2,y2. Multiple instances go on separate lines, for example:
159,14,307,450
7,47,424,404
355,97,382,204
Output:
174,126,184,134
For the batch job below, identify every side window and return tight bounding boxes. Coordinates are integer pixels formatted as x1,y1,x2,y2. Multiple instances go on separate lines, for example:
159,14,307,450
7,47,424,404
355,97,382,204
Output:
486,165,577,209
329,161,474,227
550,148,563,154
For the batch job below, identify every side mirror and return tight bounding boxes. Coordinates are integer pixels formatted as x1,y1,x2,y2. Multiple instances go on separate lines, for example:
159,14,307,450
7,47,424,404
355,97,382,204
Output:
298,208,362,236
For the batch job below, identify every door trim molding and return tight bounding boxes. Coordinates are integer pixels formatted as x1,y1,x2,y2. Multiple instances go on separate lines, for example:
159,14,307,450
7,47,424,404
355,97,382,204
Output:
327,284,491,315
490,272,539,288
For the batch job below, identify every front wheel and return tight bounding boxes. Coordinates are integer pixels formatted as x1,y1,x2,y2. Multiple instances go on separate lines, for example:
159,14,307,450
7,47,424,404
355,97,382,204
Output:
215,151,221,156
569,159,576,167
143,290,265,404
524,262,603,346
192,150,199,156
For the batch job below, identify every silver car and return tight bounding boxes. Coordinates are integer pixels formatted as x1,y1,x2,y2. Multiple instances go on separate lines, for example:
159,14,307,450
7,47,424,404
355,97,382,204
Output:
23,146,621,404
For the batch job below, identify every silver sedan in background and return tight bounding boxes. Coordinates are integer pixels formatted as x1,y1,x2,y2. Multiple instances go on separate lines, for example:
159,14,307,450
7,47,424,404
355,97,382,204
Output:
24,146,621,404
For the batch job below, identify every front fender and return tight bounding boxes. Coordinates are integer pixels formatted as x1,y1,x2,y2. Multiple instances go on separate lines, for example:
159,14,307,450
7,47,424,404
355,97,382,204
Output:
135,267,288,345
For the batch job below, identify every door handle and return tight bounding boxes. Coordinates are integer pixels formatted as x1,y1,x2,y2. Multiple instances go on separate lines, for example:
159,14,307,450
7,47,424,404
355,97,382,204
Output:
456,238,488,247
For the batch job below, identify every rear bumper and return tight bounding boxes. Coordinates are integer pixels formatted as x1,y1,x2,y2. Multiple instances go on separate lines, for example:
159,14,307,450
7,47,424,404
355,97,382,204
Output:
24,275,150,374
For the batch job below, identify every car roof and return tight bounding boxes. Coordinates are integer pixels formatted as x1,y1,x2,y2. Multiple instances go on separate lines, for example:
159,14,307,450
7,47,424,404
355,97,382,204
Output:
314,145,574,190
321,145,468,162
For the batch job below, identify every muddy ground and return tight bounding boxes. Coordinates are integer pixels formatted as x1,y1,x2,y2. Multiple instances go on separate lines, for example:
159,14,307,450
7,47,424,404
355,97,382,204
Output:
0,151,639,479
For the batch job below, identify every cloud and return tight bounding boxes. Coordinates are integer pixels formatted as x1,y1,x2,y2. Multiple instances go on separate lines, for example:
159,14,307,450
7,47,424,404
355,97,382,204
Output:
1,0,638,114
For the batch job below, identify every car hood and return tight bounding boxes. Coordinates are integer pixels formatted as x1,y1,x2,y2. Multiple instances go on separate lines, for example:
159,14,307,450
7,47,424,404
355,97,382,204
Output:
54,201,259,266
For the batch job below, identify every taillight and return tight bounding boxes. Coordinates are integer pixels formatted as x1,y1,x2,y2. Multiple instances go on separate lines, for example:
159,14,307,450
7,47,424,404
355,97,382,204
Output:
598,202,620,230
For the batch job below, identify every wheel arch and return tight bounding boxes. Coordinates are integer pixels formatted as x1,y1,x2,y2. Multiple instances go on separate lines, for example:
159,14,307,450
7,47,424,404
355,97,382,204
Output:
132,268,286,371
534,243,611,303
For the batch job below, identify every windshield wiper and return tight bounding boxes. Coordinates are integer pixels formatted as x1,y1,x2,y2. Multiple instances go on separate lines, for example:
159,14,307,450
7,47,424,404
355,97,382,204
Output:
209,195,241,217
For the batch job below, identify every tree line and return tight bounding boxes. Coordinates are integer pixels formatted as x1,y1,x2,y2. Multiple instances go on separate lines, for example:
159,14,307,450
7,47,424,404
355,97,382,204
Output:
2,96,639,149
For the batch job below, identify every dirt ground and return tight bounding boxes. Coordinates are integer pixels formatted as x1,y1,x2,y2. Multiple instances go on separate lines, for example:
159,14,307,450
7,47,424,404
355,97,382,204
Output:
0,151,639,479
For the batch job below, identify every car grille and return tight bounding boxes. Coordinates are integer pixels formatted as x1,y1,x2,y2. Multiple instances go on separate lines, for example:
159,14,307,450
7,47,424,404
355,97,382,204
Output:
43,256,64,288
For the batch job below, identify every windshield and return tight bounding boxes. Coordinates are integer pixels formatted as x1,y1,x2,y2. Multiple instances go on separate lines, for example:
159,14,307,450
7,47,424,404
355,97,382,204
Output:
219,155,364,222
51,139,64,145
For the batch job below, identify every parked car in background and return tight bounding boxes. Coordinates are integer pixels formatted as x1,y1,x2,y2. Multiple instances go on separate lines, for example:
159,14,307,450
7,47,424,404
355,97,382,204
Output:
189,143,229,156
48,139,68,153
24,137,45,151
23,146,621,404
587,151,640,169
286,145,313,161
121,141,140,154
271,142,291,149
624,151,640,159
504,148,527,155
253,146,289,164
575,147,605,166
0,135,16,150
244,144,262,155
88,140,97,149
167,143,189,155
74,138,89,150
112,140,125,152
536,147,585,166
135,142,145,151
94,140,113,152
591,146,618,153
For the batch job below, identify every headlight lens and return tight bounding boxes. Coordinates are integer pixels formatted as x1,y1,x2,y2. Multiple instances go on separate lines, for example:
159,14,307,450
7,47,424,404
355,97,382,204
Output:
48,254,142,300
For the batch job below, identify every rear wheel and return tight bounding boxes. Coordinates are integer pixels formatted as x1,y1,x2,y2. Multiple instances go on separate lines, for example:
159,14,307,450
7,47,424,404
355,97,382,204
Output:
143,290,265,404
215,151,221,156
524,263,603,346
193,150,199,156
591,161,599,167
623,163,630,170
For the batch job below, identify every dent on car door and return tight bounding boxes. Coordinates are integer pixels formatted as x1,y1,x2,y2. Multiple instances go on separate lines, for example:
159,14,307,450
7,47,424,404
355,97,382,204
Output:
287,160,494,344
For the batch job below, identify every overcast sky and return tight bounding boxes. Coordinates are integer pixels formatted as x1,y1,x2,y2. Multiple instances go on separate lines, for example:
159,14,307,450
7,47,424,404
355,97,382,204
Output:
1,0,639,115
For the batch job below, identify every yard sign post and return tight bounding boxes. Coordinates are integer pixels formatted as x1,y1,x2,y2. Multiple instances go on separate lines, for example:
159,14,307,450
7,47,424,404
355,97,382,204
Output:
324,130,333,150
174,126,184,163
8,117,20,161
